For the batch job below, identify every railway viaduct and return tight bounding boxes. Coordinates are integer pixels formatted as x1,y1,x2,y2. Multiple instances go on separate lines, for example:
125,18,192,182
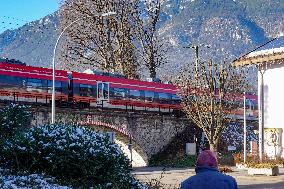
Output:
1,99,257,166
28,105,196,166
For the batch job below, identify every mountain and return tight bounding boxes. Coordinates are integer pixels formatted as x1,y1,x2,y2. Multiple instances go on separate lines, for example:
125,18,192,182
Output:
0,13,59,68
0,0,283,73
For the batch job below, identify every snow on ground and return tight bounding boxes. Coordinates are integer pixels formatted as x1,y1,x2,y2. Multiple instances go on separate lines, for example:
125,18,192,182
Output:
115,139,147,167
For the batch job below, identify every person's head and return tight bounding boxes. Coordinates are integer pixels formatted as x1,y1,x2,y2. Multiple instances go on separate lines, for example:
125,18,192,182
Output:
196,150,218,168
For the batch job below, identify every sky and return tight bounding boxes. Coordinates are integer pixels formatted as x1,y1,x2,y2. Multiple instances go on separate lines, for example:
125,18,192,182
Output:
0,0,60,33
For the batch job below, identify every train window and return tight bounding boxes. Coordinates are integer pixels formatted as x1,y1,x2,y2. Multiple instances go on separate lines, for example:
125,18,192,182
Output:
111,88,128,99
0,75,24,86
159,92,171,104
0,75,7,85
145,91,154,102
11,76,25,86
61,82,69,94
159,93,168,99
154,92,159,101
27,78,43,88
73,83,80,95
47,80,62,93
47,80,62,88
97,82,109,101
79,84,93,97
129,89,141,100
172,94,181,104
0,75,25,90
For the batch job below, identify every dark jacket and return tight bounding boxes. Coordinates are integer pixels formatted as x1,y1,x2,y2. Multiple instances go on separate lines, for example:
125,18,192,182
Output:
181,167,238,189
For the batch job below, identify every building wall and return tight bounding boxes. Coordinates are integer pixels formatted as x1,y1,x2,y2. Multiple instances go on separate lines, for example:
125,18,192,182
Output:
259,64,284,157
260,65,284,129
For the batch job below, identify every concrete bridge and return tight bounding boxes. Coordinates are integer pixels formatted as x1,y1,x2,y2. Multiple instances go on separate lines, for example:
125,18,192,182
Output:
29,106,195,167
0,98,258,166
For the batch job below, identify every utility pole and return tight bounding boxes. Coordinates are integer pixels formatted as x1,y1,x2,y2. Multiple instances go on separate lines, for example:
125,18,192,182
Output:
184,44,210,76
243,92,247,163
193,45,199,74
184,44,210,152
106,18,115,73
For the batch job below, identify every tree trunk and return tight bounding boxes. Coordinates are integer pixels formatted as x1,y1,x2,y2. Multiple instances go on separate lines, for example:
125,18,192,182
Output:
149,66,156,79
209,142,218,154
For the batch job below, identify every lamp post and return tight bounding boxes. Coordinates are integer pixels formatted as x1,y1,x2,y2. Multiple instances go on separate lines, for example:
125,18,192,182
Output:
51,11,116,124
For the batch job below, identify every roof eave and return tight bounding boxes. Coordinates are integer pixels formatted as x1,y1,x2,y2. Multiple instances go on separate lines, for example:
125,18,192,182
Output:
233,52,284,67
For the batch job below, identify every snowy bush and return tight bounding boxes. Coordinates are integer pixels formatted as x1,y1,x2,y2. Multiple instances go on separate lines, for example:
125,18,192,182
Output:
0,103,32,142
0,169,71,189
0,124,145,188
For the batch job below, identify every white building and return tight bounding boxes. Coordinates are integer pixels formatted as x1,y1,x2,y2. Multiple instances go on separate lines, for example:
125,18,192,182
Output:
234,36,284,158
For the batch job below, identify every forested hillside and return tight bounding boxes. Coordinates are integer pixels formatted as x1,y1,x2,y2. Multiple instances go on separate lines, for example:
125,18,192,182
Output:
0,0,283,77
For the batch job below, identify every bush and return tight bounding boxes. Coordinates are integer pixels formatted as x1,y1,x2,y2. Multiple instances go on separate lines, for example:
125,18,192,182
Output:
219,166,233,173
0,103,31,142
233,153,241,164
247,163,278,169
235,153,284,165
218,153,235,166
149,155,196,168
0,169,71,189
0,124,144,188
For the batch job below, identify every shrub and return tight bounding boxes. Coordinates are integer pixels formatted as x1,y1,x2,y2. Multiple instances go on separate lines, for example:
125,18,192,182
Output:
247,163,278,169
0,103,31,142
149,155,196,167
219,166,233,173
236,153,284,165
0,169,71,189
0,124,144,188
144,169,179,189
218,153,235,166
233,153,241,164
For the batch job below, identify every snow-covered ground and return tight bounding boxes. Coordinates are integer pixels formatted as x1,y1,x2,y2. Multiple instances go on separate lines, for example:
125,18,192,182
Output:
115,139,147,167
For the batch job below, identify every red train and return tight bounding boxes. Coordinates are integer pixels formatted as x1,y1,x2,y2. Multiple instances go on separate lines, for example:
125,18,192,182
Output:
0,58,258,116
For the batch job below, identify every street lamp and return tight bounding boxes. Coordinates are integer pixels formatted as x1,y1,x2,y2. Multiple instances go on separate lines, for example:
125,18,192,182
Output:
51,11,116,124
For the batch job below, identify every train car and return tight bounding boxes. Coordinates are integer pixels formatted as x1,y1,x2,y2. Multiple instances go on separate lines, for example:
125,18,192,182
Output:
70,70,258,115
0,61,69,103
0,58,259,118
71,71,181,112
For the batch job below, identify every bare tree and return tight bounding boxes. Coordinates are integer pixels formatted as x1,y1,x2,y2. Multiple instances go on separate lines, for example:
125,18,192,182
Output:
175,60,247,152
136,0,167,79
59,0,140,79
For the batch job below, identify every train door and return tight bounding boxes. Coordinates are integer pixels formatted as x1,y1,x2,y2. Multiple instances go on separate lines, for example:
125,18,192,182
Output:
97,82,109,103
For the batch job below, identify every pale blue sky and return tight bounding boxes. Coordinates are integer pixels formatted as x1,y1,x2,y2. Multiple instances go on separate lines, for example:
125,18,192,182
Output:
0,0,60,33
